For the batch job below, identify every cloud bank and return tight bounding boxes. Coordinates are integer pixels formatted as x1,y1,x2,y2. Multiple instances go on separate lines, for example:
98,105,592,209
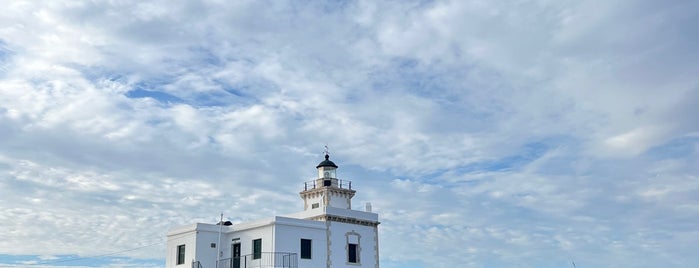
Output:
1,0,698,267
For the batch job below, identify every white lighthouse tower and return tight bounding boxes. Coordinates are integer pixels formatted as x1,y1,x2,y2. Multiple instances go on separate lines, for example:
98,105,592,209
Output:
166,152,380,268
300,153,356,211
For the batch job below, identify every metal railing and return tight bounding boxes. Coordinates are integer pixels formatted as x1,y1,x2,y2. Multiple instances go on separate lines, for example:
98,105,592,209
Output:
192,260,203,268
303,179,352,190
218,252,297,268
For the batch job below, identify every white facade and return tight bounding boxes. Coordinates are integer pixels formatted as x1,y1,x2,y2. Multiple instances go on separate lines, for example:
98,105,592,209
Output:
166,154,380,268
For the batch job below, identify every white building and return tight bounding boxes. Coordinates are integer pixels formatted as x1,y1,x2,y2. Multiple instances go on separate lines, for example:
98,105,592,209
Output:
166,154,380,268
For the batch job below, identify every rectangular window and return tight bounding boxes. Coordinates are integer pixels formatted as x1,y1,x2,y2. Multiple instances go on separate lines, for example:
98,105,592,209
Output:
300,239,312,259
252,239,262,259
176,244,186,265
311,203,319,209
348,243,358,263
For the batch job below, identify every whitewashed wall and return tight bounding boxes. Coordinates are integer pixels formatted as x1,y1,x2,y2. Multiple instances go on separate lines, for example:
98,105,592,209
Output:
304,193,324,211
166,223,220,268
327,191,350,209
223,223,274,266
327,221,378,268
273,217,327,268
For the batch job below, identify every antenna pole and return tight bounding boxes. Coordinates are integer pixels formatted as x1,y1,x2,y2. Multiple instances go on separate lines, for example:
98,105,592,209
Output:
216,213,223,268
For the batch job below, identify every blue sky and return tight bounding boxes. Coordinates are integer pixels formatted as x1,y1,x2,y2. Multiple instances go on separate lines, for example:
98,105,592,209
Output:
0,0,698,267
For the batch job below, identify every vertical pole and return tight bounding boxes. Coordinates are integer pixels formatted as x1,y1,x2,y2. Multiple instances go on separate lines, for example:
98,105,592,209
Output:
217,213,223,268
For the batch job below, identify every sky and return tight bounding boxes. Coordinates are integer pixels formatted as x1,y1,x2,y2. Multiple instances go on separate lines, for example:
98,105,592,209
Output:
0,0,698,267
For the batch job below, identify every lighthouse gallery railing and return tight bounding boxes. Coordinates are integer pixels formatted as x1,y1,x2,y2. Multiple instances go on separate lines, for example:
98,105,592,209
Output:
217,252,297,268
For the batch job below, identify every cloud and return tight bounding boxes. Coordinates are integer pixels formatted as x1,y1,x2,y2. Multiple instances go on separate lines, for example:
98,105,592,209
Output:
0,0,698,267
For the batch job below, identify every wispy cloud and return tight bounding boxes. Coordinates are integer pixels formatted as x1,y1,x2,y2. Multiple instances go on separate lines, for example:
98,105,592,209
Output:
1,0,698,267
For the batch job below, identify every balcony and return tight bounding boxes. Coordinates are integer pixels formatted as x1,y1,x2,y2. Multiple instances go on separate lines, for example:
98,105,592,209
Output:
303,179,352,191
217,252,297,268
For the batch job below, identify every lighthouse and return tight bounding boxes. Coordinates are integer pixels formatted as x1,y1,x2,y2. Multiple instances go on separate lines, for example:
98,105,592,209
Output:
166,152,380,268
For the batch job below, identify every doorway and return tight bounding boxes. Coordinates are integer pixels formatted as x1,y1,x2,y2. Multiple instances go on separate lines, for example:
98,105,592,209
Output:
232,243,241,268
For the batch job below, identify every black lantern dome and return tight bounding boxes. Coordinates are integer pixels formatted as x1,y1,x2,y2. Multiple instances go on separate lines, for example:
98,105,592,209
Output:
316,154,338,168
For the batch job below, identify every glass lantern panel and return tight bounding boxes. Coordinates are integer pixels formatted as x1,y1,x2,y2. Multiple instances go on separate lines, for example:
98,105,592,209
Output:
318,167,336,178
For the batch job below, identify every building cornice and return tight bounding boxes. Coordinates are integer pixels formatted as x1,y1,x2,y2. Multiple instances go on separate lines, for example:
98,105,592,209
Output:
300,186,356,197
310,214,380,227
